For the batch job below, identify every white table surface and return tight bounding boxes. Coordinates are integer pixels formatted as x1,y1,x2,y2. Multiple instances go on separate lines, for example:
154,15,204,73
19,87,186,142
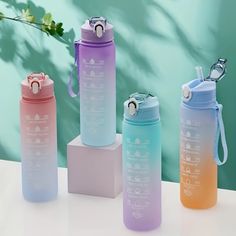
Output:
0,160,235,236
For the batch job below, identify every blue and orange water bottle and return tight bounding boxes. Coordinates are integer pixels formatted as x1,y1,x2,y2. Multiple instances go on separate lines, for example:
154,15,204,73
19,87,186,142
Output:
180,59,228,209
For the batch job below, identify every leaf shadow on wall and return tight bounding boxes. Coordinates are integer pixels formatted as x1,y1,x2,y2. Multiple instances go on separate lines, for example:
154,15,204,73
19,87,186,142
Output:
0,1,77,167
149,1,206,63
210,0,236,190
0,24,18,62
71,0,206,182
148,0,208,182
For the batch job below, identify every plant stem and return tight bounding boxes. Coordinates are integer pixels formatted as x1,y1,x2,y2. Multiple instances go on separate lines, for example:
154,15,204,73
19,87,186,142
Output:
1,16,50,34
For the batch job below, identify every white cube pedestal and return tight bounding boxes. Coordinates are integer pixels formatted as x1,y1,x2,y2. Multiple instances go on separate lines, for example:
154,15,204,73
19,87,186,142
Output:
67,134,122,198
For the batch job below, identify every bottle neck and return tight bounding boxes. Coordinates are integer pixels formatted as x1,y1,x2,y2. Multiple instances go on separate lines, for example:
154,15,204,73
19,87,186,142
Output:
79,39,113,47
124,117,160,126
22,96,54,103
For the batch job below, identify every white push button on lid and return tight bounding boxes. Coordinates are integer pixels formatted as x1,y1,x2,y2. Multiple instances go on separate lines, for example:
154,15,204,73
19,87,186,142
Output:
95,25,103,38
32,81,40,94
183,85,191,100
128,98,139,116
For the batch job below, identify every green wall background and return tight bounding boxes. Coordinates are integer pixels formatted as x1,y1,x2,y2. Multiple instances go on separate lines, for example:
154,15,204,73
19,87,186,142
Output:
0,0,236,190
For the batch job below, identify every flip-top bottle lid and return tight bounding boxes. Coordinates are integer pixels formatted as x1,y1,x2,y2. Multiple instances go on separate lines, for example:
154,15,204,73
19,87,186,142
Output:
124,93,160,122
182,58,227,108
21,72,54,100
182,79,216,108
81,16,114,43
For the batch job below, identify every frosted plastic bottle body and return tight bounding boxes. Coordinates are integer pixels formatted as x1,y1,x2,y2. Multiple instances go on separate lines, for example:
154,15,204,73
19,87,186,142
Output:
180,104,217,209
122,93,161,231
20,75,57,202
79,41,116,146
180,60,228,209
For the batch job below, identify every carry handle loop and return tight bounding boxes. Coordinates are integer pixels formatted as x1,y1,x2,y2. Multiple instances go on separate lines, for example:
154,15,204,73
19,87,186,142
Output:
214,103,228,165
68,41,80,97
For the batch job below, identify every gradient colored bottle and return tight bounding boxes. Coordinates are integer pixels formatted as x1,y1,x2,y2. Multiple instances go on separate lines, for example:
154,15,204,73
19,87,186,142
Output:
20,73,58,202
123,93,161,231
69,16,116,146
180,59,228,209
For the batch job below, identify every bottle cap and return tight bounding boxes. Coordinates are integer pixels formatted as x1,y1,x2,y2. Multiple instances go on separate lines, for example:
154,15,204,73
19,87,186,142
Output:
182,59,227,108
124,93,160,122
21,73,54,100
81,16,114,43
182,79,216,108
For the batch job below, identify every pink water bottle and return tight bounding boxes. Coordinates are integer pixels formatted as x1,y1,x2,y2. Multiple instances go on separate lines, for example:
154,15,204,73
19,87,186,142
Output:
20,73,58,202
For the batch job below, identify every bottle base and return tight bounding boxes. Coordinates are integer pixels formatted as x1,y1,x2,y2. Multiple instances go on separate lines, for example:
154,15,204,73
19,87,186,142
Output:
23,192,58,203
180,199,216,209
124,220,161,232
81,137,116,148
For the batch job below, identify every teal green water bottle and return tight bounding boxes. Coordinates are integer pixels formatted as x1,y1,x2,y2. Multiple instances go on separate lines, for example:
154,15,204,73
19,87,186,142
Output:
122,93,161,231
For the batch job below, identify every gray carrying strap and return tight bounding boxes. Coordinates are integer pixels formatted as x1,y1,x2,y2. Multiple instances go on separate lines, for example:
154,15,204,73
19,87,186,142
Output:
67,41,80,97
214,103,228,166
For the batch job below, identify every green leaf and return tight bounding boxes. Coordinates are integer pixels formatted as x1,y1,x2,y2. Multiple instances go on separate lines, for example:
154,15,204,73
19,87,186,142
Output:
56,22,64,36
47,29,56,36
56,22,63,29
57,28,64,36
0,12,4,21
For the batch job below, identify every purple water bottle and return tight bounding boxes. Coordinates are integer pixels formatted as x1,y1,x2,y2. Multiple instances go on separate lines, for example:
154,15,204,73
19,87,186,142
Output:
69,16,116,146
